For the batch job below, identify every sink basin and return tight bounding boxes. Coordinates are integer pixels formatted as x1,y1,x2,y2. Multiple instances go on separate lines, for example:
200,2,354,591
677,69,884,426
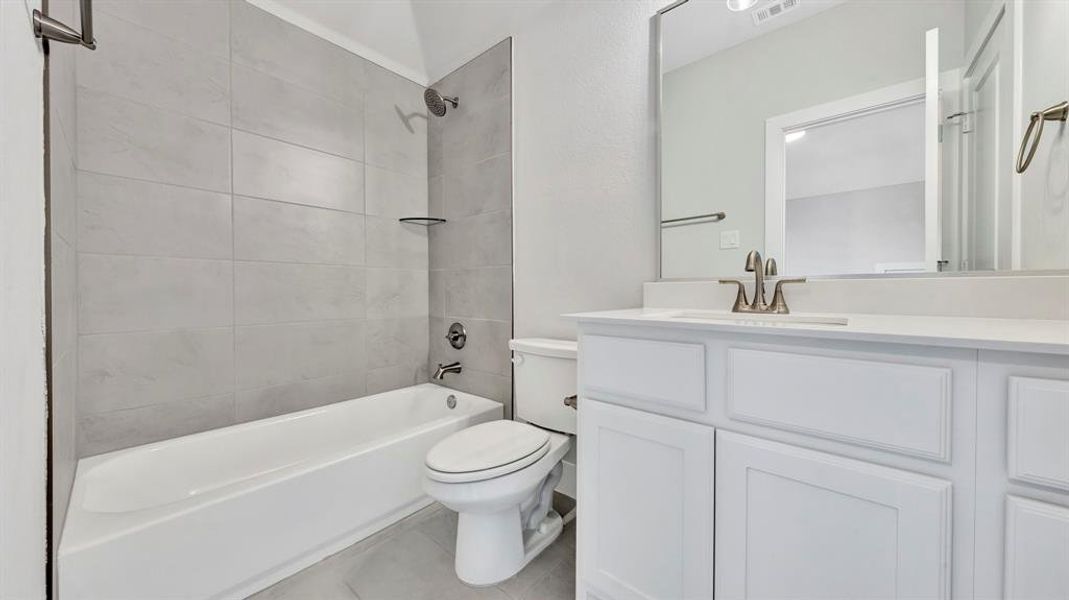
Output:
671,311,849,327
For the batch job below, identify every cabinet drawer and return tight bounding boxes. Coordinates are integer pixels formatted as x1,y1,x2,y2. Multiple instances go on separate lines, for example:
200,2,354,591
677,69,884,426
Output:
581,335,706,412
1008,376,1069,491
726,347,953,461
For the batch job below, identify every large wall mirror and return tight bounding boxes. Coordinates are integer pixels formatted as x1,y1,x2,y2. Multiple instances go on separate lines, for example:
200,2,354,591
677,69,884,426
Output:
657,0,1068,279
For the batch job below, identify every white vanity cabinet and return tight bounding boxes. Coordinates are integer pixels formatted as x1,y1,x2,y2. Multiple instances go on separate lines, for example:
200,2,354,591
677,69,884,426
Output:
574,319,1069,600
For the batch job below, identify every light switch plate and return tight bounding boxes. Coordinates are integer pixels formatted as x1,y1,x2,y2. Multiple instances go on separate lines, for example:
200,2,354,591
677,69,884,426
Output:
720,230,740,249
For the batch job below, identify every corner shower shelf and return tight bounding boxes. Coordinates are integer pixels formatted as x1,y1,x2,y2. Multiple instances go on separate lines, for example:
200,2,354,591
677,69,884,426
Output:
398,217,447,226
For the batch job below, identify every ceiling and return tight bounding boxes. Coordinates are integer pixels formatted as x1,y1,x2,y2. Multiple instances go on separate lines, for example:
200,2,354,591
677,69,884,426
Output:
661,0,848,73
247,0,557,85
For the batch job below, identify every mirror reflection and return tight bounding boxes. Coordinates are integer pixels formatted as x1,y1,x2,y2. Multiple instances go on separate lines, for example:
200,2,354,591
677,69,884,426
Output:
659,0,1069,279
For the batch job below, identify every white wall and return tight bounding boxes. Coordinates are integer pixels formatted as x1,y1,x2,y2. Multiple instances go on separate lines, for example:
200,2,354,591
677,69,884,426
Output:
0,0,48,597
1017,0,1069,270
512,1,662,339
787,182,926,275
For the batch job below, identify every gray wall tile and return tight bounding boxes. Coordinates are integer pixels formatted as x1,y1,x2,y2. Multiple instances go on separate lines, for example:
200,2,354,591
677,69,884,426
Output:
428,121,444,177
429,269,445,318
367,217,428,269
429,317,510,377
234,196,365,265
78,12,230,125
367,317,429,370
366,268,429,320
231,1,367,107
51,350,77,544
429,210,511,270
78,254,233,333
428,175,444,218
50,240,78,361
427,41,513,406
367,364,427,395
236,371,367,423
78,172,232,259
434,38,511,114
95,0,230,59
78,328,234,414
48,6,79,567
432,370,511,407
233,130,364,213
48,0,78,150
365,90,428,178
442,153,512,219
235,320,367,390
78,88,231,192
72,1,435,456
235,262,366,325
49,112,77,245
365,165,428,218
232,64,364,160
438,267,512,322
440,99,510,175
79,393,236,456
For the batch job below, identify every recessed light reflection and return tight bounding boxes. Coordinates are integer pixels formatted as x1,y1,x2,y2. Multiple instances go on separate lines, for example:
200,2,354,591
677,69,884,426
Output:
726,0,759,11
785,130,807,143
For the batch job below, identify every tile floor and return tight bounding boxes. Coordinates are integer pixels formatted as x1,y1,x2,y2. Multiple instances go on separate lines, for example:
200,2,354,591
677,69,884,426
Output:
248,504,576,600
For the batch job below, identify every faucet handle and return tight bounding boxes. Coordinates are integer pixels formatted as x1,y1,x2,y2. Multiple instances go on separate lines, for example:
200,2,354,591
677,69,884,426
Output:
718,279,749,313
769,278,806,314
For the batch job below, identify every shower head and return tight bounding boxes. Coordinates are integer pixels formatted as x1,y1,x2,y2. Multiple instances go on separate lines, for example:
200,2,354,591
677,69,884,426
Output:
424,88,459,117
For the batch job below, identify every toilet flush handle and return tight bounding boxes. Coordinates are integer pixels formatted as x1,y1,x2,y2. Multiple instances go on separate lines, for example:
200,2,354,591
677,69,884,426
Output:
564,395,578,409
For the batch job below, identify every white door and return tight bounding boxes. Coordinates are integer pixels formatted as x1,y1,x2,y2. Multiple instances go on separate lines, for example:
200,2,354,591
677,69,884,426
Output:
715,431,952,600
962,9,1014,271
577,399,714,600
1004,496,1069,599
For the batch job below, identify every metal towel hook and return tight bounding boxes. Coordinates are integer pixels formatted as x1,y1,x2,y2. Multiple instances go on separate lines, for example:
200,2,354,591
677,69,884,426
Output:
1016,101,1068,174
33,0,96,50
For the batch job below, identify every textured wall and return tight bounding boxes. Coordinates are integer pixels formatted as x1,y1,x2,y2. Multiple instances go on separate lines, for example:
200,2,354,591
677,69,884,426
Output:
427,39,513,411
75,1,429,456
512,1,659,340
47,0,79,578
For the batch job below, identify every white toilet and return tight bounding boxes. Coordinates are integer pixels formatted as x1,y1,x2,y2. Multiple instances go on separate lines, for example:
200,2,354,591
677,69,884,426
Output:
423,338,577,586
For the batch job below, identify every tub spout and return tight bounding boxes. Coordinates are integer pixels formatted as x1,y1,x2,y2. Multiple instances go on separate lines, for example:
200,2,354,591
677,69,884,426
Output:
434,362,462,380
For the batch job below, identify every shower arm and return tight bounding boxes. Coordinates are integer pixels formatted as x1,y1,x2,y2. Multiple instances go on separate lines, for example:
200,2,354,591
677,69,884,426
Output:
33,0,96,50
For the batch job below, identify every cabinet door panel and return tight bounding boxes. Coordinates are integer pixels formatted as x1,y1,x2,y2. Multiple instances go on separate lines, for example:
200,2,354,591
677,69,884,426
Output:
716,431,952,600
1005,496,1069,600
1008,377,1069,491
578,399,714,600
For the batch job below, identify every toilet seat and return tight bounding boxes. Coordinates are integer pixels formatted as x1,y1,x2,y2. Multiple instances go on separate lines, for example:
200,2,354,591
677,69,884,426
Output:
425,421,550,484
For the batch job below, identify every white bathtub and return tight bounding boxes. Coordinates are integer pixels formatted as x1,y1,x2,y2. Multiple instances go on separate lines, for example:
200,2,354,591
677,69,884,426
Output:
59,383,502,599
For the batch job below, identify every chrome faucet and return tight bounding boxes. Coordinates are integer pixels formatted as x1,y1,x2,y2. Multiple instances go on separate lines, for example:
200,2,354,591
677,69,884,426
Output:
719,250,805,314
433,362,462,380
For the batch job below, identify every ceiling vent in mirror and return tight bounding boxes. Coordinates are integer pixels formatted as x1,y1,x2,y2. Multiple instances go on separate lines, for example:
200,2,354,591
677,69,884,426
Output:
752,0,799,26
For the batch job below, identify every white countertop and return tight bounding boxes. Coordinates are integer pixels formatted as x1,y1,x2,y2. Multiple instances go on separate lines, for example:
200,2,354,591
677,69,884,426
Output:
565,308,1069,355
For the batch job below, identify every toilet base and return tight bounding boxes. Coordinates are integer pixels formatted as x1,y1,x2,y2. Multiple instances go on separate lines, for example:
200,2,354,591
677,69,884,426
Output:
455,509,564,587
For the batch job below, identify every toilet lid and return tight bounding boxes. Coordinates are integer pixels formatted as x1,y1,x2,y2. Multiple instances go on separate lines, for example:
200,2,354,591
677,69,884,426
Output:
426,420,550,476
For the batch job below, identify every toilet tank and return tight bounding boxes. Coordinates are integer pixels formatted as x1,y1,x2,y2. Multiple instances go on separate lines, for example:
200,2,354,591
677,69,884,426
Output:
509,338,577,435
